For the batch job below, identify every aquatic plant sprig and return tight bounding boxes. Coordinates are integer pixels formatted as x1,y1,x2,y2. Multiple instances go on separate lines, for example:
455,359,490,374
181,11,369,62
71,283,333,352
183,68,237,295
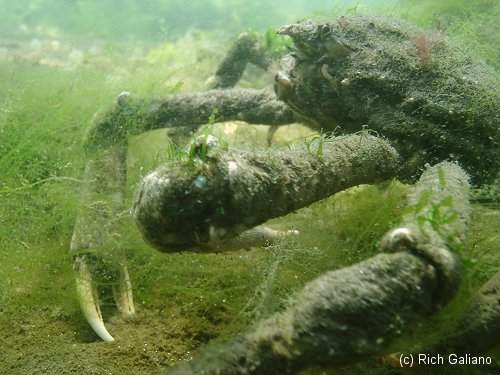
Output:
392,163,470,256
0,176,92,195
381,162,470,304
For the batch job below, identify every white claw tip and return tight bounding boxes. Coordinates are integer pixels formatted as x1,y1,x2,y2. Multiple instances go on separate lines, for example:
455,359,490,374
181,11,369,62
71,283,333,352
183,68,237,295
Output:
88,317,115,342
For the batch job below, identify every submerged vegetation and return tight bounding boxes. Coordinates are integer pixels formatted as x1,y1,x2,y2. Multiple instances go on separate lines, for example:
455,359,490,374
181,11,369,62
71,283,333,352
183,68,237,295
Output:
0,1,498,374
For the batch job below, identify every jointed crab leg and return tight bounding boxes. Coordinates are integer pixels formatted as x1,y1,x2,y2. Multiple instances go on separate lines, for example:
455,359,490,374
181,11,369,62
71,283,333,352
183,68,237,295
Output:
70,85,299,341
70,147,134,341
73,84,294,340
381,161,471,270
133,133,399,252
208,32,272,89
159,162,470,374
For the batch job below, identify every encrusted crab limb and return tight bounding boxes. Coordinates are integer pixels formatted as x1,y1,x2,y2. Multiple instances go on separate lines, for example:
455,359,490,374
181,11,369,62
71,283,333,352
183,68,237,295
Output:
132,133,399,252
161,252,457,375
381,162,469,303
73,87,296,341
214,226,299,252
159,161,470,374
70,146,134,341
85,89,295,153
429,270,500,355
208,32,272,89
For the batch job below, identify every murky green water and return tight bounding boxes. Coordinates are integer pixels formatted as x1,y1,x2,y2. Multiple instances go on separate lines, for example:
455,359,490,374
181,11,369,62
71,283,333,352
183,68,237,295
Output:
0,1,498,374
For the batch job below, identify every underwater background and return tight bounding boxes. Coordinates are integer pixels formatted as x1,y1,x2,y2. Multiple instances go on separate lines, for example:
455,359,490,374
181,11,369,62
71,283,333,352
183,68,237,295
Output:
0,0,498,374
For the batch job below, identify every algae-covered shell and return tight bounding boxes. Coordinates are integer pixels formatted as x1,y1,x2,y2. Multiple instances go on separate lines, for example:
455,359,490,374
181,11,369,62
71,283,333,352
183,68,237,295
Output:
276,14,499,184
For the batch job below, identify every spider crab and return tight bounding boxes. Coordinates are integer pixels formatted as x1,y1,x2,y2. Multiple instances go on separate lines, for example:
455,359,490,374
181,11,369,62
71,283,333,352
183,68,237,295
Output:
71,14,499,374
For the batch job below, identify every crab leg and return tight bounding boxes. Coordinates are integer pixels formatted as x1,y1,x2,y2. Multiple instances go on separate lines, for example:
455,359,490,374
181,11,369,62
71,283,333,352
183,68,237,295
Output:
133,133,399,252
208,32,271,89
70,147,133,341
71,87,295,341
85,89,294,151
113,261,135,316
430,270,500,355
159,162,470,374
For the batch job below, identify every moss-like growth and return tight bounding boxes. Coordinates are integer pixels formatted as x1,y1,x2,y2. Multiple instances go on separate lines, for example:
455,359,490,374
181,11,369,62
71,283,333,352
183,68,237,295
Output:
276,14,499,184
1,7,498,375
159,162,473,375
84,89,294,153
133,133,399,252
160,251,461,375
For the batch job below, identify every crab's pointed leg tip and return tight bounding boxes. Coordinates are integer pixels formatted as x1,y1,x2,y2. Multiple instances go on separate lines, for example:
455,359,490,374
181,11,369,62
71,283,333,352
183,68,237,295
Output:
74,257,115,342
113,264,136,316
87,317,115,342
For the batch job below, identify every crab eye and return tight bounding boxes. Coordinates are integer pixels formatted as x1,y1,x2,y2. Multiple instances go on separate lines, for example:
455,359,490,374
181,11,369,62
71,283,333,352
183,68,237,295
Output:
320,24,332,39
275,71,294,101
